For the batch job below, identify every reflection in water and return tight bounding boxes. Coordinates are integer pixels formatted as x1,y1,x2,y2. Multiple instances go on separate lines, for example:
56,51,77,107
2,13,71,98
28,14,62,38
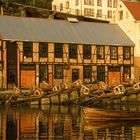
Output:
0,105,140,139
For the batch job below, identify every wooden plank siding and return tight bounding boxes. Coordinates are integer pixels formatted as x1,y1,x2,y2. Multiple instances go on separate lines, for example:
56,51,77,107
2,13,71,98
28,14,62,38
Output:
2,40,134,89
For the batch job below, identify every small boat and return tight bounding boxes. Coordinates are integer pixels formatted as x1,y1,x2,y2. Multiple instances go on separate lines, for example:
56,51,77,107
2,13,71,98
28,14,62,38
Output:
83,107,140,121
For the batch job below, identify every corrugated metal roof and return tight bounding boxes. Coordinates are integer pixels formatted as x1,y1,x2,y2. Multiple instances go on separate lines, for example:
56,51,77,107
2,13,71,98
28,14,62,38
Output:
0,15,134,46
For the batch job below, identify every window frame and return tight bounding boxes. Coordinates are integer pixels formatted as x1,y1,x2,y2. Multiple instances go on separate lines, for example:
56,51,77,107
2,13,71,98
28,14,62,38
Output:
113,0,118,8
83,65,92,79
119,11,123,20
97,9,102,17
54,43,63,58
39,42,48,58
97,0,102,6
39,64,48,82
123,46,131,60
97,45,105,59
110,46,118,60
69,44,78,59
83,45,91,59
60,3,63,11
54,64,63,79
75,0,79,6
23,42,33,57
108,0,112,7
84,0,94,5
84,8,94,16
107,10,112,18
72,68,79,82
65,1,69,9
97,66,105,82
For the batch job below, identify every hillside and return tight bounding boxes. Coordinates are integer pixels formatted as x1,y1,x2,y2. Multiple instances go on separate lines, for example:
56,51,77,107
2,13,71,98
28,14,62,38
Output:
0,0,53,17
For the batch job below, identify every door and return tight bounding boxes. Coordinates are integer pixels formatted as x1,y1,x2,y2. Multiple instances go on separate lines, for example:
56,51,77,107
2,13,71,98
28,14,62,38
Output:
20,65,35,89
7,41,17,89
72,69,79,82
108,66,120,87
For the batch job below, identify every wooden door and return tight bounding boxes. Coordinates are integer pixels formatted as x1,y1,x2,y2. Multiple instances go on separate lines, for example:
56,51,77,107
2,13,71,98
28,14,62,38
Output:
21,70,35,89
108,72,120,87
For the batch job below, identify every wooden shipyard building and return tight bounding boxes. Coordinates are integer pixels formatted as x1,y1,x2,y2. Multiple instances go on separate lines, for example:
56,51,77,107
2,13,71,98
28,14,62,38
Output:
0,15,134,89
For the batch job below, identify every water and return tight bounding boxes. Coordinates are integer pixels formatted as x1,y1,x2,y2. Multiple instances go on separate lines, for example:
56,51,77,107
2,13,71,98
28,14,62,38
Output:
0,104,140,140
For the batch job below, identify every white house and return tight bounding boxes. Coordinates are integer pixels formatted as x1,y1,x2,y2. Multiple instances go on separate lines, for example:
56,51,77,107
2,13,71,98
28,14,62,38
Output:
114,1,140,80
52,0,120,21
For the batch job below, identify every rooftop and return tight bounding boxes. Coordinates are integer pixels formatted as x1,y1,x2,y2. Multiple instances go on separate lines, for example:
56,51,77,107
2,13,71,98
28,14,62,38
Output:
0,15,134,46
123,1,140,20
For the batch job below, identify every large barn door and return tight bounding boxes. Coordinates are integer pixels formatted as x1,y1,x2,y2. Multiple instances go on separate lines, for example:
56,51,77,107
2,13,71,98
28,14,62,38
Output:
20,65,35,89
108,66,120,87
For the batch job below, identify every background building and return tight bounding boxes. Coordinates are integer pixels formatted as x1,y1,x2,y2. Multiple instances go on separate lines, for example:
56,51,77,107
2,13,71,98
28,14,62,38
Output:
52,0,120,21
0,15,134,89
114,1,140,81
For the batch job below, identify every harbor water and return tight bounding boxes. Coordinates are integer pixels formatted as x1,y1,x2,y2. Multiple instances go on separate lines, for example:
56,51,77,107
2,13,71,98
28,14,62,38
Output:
0,104,140,140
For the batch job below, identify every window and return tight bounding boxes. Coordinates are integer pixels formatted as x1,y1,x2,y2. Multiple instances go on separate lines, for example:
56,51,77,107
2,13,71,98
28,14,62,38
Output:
54,43,63,58
60,3,63,11
69,44,77,59
97,45,105,59
110,46,118,60
97,0,102,6
65,1,69,9
108,66,120,72
84,8,94,16
84,65,91,79
83,45,91,59
108,10,112,18
119,11,123,20
52,5,56,11
39,65,48,82
108,0,112,7
23,42,33,57
84,0,94,5
75,9,80,15
123,46,131,60
97,9,102,17
72,69,79,82
113,0,118,8
123,66,131,81
75,0,79,6
97,66,105,82
39,42,48,57
126,11,129,19
54,65,63,79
